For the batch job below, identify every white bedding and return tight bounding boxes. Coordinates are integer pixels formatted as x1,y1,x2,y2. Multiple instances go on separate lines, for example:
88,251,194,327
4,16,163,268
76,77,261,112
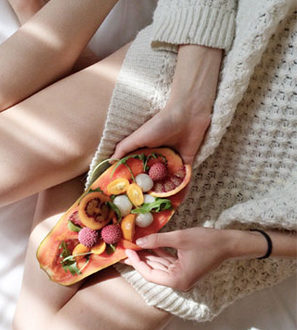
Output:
0,1,296,329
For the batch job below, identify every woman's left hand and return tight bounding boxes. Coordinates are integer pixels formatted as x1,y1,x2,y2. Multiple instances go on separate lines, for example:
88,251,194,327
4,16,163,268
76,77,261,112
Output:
111,45,222,165
123,227,232,292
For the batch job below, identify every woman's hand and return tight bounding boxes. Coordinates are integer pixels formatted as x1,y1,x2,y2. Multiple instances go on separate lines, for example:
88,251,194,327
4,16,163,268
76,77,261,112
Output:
123,227,232,292
123,228,297,291
111,45,222,165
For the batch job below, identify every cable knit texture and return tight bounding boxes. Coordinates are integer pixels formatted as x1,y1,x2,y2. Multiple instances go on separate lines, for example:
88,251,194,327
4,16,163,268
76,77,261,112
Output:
86,0,297,322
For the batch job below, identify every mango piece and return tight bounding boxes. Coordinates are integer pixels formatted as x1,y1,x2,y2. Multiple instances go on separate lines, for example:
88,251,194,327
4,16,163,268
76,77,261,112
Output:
91,240,106,255
72,244,90,261
107,178,130,195
127,183,144,207
121,214,136,241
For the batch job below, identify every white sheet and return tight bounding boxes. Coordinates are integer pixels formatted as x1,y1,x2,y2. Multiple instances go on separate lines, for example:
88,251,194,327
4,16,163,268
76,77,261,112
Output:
0,1,296,329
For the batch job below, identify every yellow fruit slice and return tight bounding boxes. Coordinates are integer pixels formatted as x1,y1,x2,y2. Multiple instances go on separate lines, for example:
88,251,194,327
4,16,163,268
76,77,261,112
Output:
91,240,106,255
78,192,111,230
107,178,130,195
72,244,90,261
121,214,136,241
127,183,144,207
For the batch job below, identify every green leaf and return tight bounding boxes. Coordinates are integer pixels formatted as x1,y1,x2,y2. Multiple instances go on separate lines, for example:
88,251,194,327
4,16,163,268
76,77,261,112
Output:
131,198,172,214
62,262,81,276
107,201,122,222
79,256,90,273
59,240,84,276
67,220,82,232
62,252,92,263
110,154,145,179
106,243,117,254
88,158,114,187
144,153,168,172
59,241,71,259
77,187,104,205
90,187,104,193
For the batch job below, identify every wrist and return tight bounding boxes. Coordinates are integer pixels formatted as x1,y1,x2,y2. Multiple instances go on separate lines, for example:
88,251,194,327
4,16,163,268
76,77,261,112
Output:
168,44,222,119
224,229,269,260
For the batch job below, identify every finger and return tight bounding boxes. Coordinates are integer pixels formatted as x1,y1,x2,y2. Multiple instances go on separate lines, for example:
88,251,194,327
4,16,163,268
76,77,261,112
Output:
119,258,132,266
153,248,177,263
136,231,184,249
111,134,141,160
145,259,169,272
111,115,164,159
111,125,152,159
125,249,179,288
144,254,172,268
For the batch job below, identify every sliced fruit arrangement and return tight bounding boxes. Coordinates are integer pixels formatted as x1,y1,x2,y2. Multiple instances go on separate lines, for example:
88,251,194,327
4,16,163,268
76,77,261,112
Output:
37,147,191,286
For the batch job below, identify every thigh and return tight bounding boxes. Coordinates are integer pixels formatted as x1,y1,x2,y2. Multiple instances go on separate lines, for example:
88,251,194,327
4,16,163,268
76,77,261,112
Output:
14,176,172,330
13,175,86,330
0,42,131,207
50,269,172,330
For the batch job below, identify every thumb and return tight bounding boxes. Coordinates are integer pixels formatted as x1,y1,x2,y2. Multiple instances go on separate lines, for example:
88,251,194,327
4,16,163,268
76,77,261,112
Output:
136,231,183,249
111,114,162,159
111,132,142,160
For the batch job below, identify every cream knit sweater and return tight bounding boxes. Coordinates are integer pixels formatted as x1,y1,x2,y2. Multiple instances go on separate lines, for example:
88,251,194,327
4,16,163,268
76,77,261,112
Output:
86,0,297,322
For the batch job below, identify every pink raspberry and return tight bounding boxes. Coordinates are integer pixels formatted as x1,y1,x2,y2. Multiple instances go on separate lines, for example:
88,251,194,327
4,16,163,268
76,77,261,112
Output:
148,162,168,181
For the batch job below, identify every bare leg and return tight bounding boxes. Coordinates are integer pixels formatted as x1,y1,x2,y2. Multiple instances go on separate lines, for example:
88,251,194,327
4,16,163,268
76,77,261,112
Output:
7,0,99,71
8,0,47,24
0,42,130,207
14,177,172,330
0,0,118,110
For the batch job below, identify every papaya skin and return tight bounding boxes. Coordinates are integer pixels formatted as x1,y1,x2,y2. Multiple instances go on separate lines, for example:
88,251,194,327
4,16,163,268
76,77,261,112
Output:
37,148,190,286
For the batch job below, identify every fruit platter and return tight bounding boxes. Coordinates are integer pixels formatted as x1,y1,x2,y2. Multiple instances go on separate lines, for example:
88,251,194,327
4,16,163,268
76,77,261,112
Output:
37,147,191,286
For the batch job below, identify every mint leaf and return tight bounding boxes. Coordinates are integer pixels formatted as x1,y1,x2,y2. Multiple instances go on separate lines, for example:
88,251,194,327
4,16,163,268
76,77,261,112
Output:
67,220,82,232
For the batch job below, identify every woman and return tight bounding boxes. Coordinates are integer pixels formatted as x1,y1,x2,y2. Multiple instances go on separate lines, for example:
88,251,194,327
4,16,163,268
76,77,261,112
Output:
2,0,296,329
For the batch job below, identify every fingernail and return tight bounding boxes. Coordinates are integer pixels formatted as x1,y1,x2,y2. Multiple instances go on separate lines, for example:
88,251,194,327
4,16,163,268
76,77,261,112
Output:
136,237,147,247
125,249,133,257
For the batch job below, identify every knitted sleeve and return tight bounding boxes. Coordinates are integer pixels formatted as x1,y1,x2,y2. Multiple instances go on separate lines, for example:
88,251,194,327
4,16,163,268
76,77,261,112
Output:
215,174,297,232
151,0,237,52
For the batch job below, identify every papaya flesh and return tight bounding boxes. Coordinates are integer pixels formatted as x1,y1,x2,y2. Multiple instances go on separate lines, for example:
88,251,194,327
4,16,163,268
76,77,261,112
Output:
37,147,190,286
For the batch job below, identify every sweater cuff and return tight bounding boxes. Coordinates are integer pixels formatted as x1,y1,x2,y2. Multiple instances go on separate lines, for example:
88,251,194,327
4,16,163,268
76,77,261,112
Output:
151,5,236,52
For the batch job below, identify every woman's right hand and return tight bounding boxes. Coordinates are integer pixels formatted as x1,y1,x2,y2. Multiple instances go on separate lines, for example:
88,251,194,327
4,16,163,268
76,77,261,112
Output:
123,227,232,292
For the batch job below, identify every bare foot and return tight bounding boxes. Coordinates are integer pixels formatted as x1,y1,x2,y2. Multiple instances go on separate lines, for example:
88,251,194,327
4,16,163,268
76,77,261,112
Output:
8,0,47,24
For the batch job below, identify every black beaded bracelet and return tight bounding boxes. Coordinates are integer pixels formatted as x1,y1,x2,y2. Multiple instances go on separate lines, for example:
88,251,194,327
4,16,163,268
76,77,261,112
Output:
250,229,273,259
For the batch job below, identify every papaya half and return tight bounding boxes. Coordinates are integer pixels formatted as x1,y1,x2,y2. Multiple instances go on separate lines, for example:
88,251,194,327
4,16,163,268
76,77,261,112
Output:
36,147,191,286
